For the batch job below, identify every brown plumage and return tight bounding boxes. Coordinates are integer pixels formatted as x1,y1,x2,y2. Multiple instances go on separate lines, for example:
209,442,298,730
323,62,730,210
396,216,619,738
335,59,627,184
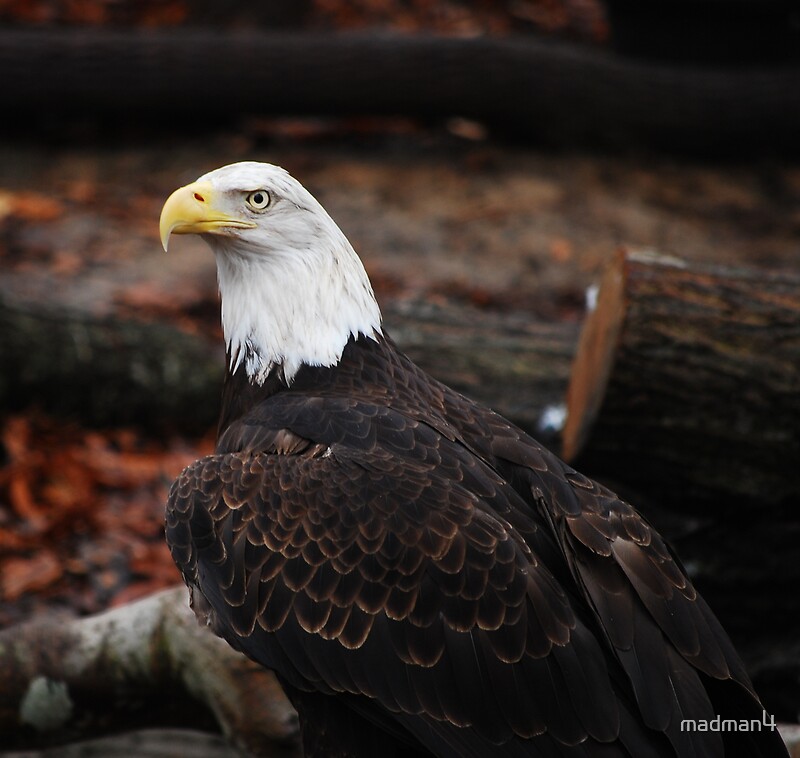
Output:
161,162,787,757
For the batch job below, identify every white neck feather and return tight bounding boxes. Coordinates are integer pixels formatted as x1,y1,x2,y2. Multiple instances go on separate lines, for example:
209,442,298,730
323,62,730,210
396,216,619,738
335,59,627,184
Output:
212,230,382,385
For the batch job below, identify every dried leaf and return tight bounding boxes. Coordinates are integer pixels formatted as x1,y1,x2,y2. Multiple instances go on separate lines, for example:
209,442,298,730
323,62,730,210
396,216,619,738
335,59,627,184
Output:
0,189,64,222
8,474,48,530
0,414,212,624
1,551,62,601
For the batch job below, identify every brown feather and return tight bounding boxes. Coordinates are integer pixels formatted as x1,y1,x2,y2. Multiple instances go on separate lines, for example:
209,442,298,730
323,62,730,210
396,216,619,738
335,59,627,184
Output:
166,333,787,758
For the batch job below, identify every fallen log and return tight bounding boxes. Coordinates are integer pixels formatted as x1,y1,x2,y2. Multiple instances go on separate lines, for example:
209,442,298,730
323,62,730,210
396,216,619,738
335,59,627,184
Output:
562,251,800,713
0,587,299,756
1,588,796,757
0,296,224,435
0,293,577,442
5,729,240,758
563,249,800,511
2,29,800,154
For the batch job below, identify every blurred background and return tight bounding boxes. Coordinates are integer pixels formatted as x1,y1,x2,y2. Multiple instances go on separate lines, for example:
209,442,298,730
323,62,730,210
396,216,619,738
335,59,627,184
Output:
1,0,799,754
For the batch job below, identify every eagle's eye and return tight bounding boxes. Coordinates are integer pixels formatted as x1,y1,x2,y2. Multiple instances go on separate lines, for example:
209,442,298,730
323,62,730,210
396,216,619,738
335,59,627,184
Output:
246,190,271,211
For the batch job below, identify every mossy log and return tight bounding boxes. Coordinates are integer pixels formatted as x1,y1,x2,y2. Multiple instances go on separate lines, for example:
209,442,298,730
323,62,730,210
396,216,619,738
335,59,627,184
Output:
0,293,577,440
0,297,224,435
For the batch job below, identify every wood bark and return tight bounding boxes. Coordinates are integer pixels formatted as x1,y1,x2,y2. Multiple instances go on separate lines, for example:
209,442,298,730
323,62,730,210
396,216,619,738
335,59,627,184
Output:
561,251,800,711
563,249,800,511
0,296,224,435
0,293,578,443
1,29,800,153
0,587,299,756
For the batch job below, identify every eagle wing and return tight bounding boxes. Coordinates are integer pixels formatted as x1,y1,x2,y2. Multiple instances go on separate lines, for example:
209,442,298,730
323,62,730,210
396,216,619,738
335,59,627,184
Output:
166,396,782,757
482,418,787,758
167,400,677,756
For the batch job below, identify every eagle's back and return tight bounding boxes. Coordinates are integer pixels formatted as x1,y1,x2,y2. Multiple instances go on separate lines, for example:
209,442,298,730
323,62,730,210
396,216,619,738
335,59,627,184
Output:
166,333,786,758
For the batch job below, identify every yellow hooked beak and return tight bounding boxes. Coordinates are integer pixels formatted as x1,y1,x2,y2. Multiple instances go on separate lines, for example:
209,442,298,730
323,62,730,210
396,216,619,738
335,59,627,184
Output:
159,181,257,251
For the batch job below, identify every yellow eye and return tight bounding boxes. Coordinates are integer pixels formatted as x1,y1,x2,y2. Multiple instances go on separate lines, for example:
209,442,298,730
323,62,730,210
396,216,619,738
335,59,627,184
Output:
246,190,271,211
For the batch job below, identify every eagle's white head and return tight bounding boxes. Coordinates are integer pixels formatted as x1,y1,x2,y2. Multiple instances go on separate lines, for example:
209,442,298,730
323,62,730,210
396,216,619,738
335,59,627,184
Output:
159,162,382,384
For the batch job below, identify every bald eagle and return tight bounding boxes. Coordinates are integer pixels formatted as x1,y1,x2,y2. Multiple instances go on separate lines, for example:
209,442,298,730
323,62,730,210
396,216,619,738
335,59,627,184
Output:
160,162,786,758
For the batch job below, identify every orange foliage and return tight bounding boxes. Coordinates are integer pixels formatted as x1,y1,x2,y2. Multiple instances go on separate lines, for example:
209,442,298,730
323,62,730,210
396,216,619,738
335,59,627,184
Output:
0,414,212,623
0,0,188,27
0,189,64,223
0,0,607,42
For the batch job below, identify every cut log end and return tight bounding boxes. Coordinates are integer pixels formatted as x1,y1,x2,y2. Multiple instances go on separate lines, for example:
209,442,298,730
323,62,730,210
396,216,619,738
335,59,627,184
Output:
562,249,628,462
562,248,800,509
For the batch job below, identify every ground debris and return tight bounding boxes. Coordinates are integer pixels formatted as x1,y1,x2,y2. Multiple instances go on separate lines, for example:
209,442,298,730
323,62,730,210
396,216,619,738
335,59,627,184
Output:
0,413,212,625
